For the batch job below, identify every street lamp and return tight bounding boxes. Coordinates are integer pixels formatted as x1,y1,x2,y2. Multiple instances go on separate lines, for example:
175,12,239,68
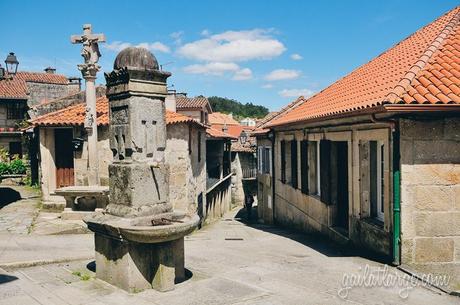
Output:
5,52,19,76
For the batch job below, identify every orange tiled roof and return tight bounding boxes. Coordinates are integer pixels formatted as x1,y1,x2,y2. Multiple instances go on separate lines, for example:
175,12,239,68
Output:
29,96,202,127
208,112,240,125
210,124,245,138
206,127,238,139
0,72,69,99
176,95,211,110
270,7,460,127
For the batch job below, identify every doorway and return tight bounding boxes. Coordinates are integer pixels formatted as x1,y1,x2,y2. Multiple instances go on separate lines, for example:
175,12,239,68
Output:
54,128,74,188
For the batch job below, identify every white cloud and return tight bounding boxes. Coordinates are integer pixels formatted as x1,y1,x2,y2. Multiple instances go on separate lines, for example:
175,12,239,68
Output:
264,69,301,81
291,53,303,60
104,41,132,52
104,41,170,53
183,62,240,75
137,42,170,53
170,31,184,45
232,68,253,80
201,29,210,36
278,88,315,98
177,29,286,62
262,84,273,89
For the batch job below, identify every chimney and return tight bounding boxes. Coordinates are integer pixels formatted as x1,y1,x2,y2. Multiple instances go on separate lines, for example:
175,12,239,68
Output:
165,89,177,112
44,67,56,74
67,77,82,93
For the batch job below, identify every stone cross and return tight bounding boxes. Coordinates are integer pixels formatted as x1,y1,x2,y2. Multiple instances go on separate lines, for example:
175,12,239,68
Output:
71,24,106,66
71,24,106,186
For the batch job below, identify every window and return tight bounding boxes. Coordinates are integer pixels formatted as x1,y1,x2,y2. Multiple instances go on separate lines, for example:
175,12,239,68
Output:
290,140,298,188
300,140,309,194
370,141,384,221
308,141,320,196
7,102,25,120
9,142,22,159
263,147,271,174
280,140,286,183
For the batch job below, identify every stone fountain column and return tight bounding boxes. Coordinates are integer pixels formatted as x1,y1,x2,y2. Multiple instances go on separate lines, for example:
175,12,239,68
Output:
85,47,199,292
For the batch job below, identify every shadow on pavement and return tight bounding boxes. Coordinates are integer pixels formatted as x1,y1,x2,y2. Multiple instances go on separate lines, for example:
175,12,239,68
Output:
0,187,21,209
0,274,19,285
234,206,390,264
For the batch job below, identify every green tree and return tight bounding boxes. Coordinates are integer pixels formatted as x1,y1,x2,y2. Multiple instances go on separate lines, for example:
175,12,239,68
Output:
208,96,268,119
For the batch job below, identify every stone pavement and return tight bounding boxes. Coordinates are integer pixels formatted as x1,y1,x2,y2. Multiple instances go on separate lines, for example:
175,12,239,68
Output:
0,208,458,304
0,185,93,268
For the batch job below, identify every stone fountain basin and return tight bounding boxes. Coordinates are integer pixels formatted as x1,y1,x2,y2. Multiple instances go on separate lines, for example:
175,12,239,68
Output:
85,211,200,244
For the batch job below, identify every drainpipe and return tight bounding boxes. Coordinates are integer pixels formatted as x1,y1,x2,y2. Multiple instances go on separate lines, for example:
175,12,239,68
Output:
371,114,401,265
392,122,401,265
269,130,276,224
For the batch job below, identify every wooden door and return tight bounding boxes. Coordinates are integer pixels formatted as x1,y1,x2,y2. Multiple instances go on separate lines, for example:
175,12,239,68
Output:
55,128,74,188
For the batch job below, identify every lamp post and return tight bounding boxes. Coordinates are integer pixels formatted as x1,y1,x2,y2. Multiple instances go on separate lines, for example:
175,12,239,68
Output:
4,52,19,76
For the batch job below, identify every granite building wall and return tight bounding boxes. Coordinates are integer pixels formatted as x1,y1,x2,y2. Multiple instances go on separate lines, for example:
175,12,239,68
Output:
399,117,460,287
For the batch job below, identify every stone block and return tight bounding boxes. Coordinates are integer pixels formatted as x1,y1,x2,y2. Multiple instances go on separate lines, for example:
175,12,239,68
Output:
443,117,460,140
455,237,460,262
414,140,460,163
107,162,171,216
400,139,414,165
414,186,452,211
400,118,444,140
414,212,460,237
454,186,460,210
401,164,460,186
414,238,454,263
401,239,414,263
94,233,184,292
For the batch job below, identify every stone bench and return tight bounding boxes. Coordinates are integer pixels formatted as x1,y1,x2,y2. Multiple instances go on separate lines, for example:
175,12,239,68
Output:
53,186,109,220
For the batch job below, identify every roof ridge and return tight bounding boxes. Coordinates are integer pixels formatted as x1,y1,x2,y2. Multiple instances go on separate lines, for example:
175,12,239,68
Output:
385,6,460,103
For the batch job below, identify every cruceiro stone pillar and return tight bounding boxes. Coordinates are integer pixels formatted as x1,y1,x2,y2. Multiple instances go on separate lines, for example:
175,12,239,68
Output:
85,47,199,293
71,24,106,185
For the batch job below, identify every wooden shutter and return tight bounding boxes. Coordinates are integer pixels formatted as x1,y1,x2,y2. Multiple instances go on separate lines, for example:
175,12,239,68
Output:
280,140,286,183
300,140,309,194
320,140,332,204
291,140,298,188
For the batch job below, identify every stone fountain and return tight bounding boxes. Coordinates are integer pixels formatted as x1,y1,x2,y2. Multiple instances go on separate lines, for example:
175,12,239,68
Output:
85,47,199,292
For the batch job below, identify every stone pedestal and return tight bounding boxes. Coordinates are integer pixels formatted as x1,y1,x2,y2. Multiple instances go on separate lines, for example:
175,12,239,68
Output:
94,233,184,292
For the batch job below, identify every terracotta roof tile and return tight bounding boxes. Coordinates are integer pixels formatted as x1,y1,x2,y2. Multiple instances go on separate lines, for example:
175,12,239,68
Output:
206,127,238,139
208,112,239,125
29,96,203,128
270,7,460,127
0,72,69,99
175,95,211,110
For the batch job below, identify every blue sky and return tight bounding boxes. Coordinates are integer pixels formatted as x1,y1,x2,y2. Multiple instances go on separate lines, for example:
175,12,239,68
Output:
0,0,458,111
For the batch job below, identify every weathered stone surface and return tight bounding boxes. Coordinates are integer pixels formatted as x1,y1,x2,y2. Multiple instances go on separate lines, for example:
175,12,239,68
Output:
401,238,414,263
414,186,452,211
401,164,460,186
107,163,171,216
413,140,460,163
414,212,460,237
400,118,444,140
414,238,454,263
454,185,460,210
